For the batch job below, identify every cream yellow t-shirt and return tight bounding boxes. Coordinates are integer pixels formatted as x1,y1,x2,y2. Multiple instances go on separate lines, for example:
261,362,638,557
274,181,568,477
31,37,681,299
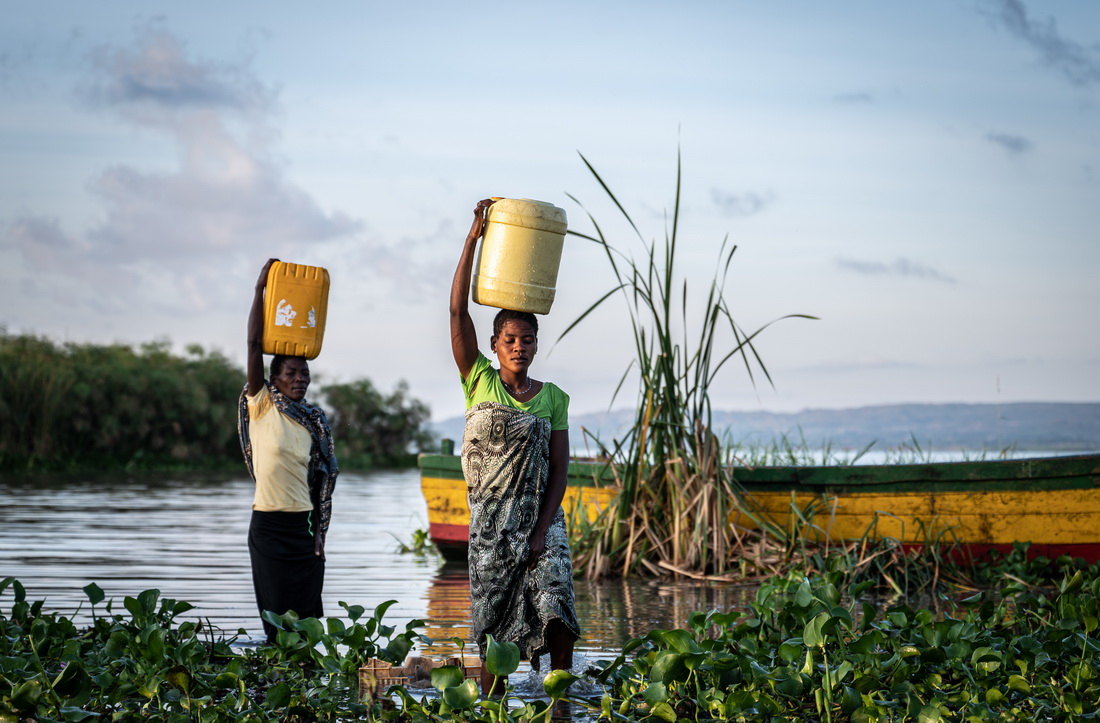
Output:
246,384,313,512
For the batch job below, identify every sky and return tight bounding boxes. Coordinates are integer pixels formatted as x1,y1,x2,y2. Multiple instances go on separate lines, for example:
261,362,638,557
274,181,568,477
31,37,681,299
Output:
3,0,1098,424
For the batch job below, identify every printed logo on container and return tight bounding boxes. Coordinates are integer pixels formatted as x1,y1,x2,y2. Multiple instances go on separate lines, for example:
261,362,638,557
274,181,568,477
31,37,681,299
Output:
275,299,317,329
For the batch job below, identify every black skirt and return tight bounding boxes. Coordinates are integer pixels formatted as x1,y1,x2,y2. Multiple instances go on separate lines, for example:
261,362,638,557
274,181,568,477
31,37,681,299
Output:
248,510,324,643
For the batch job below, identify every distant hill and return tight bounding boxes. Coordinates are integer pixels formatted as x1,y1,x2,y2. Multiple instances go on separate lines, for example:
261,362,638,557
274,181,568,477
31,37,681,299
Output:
431,402,1100,453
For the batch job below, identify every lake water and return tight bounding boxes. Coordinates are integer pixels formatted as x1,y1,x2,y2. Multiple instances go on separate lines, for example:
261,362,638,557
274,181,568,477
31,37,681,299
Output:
0,468,757,666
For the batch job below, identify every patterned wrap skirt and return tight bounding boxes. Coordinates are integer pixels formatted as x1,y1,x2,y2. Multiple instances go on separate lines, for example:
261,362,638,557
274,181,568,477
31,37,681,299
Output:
462,402,579,668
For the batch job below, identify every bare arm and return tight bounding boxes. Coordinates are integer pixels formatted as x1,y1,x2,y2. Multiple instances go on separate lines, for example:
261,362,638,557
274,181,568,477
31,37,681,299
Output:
247,258,278,395
527,428,570,568
450,199,494,379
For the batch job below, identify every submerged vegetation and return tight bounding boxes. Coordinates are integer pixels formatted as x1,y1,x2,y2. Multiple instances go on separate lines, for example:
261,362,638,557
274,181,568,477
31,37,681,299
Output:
4,551,1098,721
0,331,434,472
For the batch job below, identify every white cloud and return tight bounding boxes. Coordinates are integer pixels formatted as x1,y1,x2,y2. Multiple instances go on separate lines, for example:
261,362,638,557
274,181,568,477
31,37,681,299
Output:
984,130,1034,155
78,25,273,124
835,257,957,284
4,23,362,315
710,189,775,218
982,0,1100,88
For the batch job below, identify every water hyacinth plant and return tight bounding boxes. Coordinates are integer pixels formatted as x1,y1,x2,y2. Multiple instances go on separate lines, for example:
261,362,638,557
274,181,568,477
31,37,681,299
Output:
588,555,1100,722
0,576,426,721
6,554,1098,721
560,150,817,579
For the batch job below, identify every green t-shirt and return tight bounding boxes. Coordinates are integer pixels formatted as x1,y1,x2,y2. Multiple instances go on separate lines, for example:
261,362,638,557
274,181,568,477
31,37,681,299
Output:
462,352,569,431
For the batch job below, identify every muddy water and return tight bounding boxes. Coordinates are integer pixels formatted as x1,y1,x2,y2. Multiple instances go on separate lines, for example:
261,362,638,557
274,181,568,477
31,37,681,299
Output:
0,469,755,663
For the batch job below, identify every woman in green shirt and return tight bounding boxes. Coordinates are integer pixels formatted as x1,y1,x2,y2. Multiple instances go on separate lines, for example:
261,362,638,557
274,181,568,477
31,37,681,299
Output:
449,199,579,695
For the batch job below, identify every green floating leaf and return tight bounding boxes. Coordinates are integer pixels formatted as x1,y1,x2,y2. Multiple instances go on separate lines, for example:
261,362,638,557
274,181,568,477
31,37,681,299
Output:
265,682,292,709
887,611,908,627
170,600,195,616
650,700,678,722
916,704,945,722
373,599,397,621
104,630,130,658
970,646,1002,667
776,675,804,696
339,600,366,622
839,685,862,714
485,634,520,677
778,638,804,662
650,650,689,684
275,629,302,648
384,635,412,663
144,627,167,662
848,631,879,655
137,588,160,616
431,664,464,691
58,706,99,722
817,582,841,608
832,660,854,687
82,582,105,606
165,665,192,694
543,669,579,699
795,580,814,608
53,661,91,701
261,609,286,631
642,681,668,705
1007,674,1031,694
803,612,830,648
653,628,702,655
441,679,478,709
294,617,325,646
1060,570,1085,597
10,679,44,710
213,672,240,689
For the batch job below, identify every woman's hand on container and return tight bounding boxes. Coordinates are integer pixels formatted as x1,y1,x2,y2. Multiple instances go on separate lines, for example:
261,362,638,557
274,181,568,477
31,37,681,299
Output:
467,199,494,242
256,258,278,291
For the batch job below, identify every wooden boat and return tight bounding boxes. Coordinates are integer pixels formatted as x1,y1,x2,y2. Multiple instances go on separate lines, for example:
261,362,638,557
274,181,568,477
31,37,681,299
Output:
420,444,1100,565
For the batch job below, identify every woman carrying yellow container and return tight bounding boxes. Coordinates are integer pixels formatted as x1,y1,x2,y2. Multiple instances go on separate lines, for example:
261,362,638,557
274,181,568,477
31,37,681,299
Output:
449,199,579,695
237,258,338,644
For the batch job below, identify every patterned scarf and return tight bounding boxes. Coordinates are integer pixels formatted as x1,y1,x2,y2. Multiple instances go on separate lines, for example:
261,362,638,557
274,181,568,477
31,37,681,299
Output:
237,382,339,547
462,401,578,666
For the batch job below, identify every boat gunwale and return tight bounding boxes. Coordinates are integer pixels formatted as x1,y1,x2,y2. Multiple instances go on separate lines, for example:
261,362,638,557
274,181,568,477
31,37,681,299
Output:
419,452,1100,493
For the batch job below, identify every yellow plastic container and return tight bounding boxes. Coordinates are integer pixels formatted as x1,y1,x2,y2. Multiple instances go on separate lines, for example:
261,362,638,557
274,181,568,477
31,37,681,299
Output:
262,261,330,360
472,198,568,314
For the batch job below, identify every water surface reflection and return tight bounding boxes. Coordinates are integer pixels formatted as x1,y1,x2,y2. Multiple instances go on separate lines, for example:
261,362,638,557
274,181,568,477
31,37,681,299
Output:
0,469,755,660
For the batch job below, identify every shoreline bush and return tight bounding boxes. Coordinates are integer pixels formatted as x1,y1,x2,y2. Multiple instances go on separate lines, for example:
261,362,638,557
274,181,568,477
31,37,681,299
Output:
0,331,434,473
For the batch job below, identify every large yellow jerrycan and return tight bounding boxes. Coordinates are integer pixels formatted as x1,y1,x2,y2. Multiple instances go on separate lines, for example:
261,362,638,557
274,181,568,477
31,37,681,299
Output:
472,197,568,314
262,261,330,360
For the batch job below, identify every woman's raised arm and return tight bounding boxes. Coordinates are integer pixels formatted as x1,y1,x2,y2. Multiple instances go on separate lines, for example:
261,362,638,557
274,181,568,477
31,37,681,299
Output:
450,199,493,379
247,258,278,395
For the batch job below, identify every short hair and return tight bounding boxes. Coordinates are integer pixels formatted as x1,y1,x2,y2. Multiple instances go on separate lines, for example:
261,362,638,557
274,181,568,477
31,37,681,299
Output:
492,309,539,338
270,354,307,378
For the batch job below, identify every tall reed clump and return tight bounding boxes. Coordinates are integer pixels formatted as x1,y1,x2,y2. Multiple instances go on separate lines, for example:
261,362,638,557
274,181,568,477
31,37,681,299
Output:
561,151,816,579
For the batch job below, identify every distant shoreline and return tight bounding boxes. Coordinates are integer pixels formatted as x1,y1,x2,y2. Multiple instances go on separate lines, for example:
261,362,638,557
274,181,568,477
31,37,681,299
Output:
431,401,1100,454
